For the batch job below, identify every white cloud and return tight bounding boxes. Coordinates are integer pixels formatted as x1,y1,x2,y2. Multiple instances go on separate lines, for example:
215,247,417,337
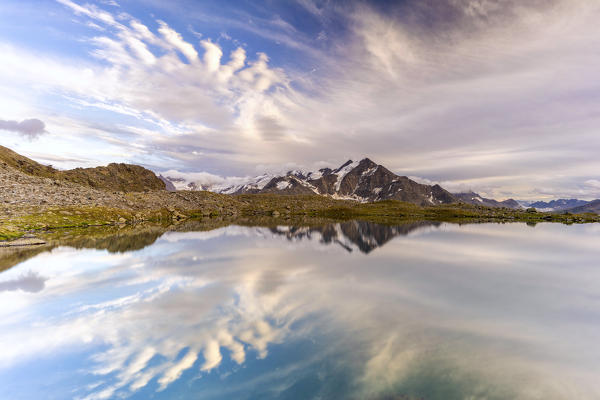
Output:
584,179,600,189
218,47,246,81
123,346,156,378
201,40,222,72
56,0,119,27
100,0,119,6
158,349,198,390
157,20,199,62
200,340,223,371
120,33,156,65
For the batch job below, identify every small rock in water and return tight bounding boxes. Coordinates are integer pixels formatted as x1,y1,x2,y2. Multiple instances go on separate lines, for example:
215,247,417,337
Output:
0,238,46,247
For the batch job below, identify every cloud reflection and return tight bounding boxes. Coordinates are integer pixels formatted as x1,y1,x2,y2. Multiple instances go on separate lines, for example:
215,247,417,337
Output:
0,222,599,399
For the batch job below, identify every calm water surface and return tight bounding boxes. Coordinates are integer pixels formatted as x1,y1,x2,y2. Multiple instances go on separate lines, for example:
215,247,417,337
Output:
0,221,599,399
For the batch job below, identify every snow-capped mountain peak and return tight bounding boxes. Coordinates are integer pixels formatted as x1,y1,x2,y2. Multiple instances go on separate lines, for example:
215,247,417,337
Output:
160,158,458,206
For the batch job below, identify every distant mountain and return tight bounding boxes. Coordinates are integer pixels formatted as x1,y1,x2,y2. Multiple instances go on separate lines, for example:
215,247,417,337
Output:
453,191,521,209
500,199,522,209
0,145,166,192
567,200,600,214
162,173,275,193
529,199,590,212
164,158,457,206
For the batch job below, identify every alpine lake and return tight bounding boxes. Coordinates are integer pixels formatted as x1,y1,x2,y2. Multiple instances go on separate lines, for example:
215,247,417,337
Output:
1,219,599,400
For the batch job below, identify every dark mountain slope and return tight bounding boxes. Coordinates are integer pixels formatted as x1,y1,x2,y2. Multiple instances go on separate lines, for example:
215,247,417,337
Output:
568,200,600,214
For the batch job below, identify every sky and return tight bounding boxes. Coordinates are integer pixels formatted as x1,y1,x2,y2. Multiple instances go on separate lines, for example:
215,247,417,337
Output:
0,0,599,200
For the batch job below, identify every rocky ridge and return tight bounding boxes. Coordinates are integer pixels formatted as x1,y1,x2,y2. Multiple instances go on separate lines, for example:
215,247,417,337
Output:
0,145,165,192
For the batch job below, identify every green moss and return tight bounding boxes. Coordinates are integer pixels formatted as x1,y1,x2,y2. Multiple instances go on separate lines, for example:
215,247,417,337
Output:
0,231,23,241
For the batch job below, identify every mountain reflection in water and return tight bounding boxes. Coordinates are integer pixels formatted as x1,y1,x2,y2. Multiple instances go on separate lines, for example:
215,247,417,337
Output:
269,221,440,253
0,221,599,400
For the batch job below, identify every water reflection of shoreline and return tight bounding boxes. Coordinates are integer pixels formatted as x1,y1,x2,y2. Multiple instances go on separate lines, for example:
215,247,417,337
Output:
0,220,441,273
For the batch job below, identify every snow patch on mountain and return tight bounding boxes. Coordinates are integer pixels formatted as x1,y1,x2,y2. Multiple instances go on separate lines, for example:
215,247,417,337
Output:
276,180,291,190
362,165,378,177
333,160,359,192
307,170,323,180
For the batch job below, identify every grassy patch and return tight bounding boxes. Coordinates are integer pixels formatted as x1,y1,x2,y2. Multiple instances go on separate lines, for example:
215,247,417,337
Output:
0,230,23,241
0,206,176,241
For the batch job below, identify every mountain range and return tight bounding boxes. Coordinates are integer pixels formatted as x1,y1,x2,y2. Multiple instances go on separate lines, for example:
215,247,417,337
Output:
163,158,524,208
164,159,600,212
526,199,590,212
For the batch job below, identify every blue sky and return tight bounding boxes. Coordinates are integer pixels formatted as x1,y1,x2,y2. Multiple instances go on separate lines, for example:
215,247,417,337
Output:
0,0,600,200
